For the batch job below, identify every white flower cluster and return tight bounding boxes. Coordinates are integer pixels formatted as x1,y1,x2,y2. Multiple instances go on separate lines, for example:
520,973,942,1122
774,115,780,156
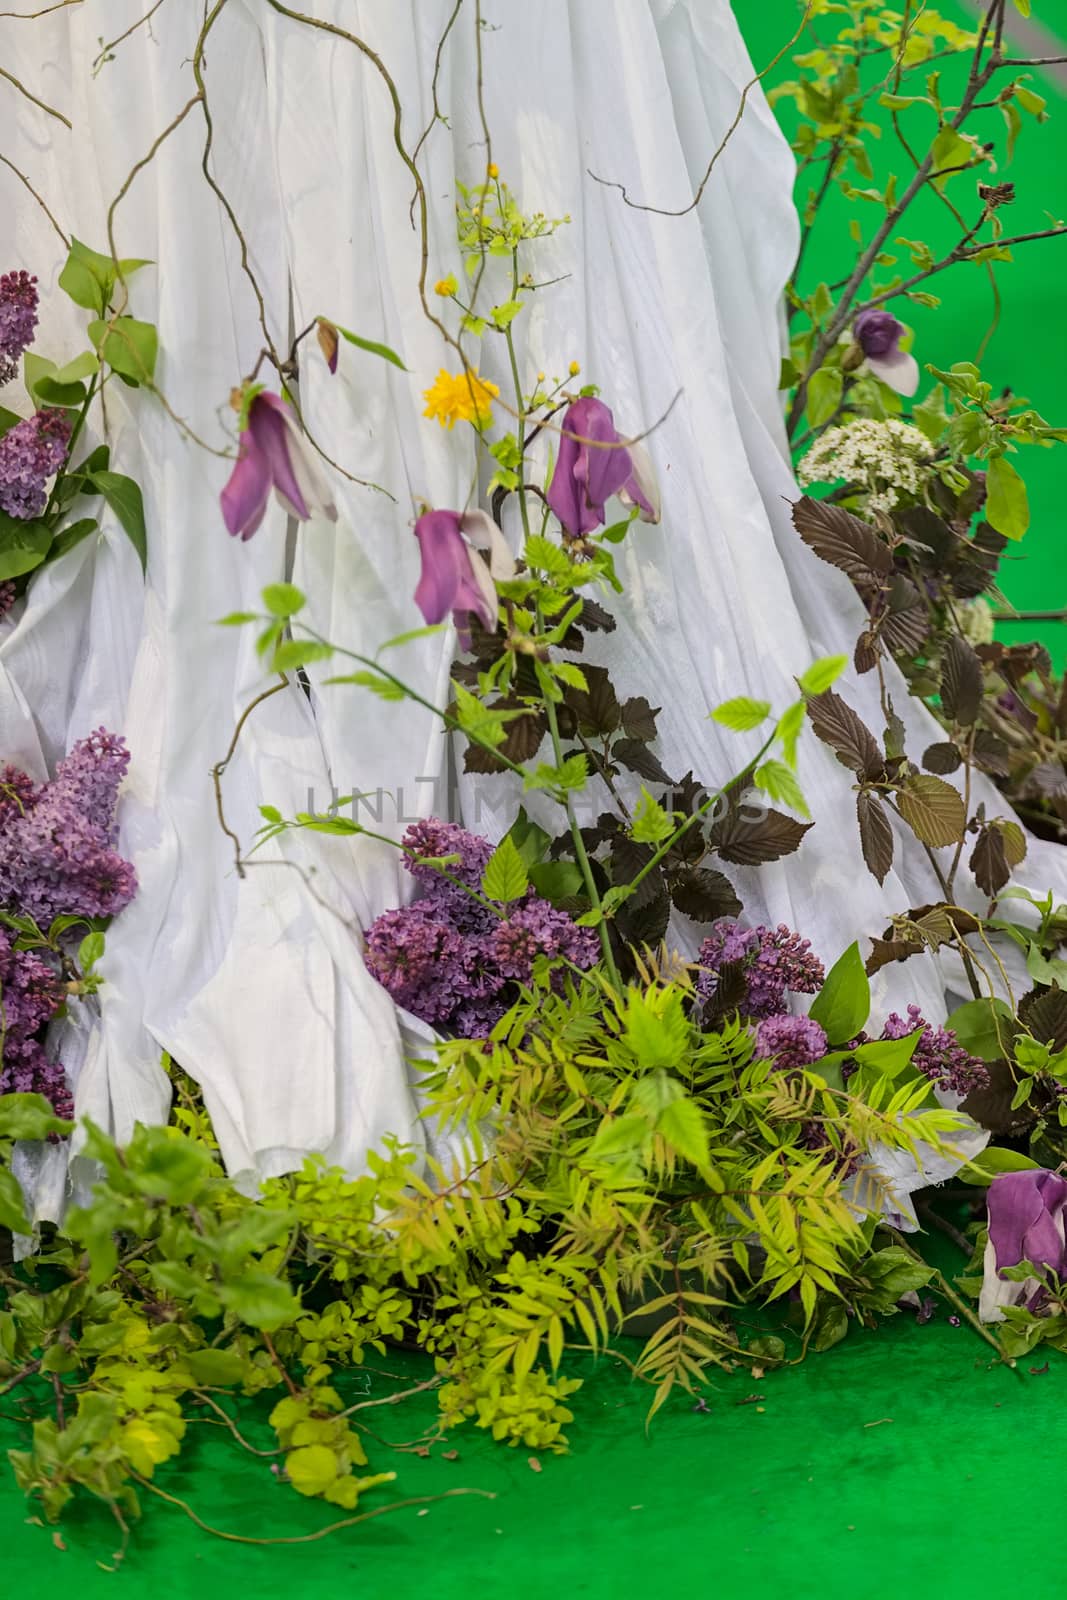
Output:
797,417,934,514
955,596,995,647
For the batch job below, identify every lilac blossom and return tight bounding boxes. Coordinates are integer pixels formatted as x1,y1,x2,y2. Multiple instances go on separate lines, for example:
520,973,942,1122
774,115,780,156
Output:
546,396,660,539
0,581,16,621
696,920,825,1019
221,388,337,541
0,409,71,521
853,309,919,398
0,928,71,1119
365,818,599,1039
979,1169,1067,1322
413,508,514,646
0,729,136,926
0,270,39,386
755,1013,828,1071
881,1004,988,1097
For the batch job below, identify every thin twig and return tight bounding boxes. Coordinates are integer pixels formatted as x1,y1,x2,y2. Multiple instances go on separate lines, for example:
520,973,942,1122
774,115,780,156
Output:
587,1,814,217
0,0,81,15
0,153,69,246
93,0,168,73
211,676,289,878
0,63,70,127
132,1477,495,1544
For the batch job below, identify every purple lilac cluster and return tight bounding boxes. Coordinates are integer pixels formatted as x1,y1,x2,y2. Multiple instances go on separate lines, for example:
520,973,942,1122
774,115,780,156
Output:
0,408,71,521
0,928,71,1118
365,818,600,1039
0,581,16,622
881,1004,989,1097
0,270,38,387
695,920,825,1020
754,1013,828,1071
0,729,137,926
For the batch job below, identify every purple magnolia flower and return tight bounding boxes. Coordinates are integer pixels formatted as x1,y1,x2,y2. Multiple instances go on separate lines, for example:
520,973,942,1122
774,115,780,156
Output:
755,1013,828,1071
0,408,71,520
979,1169,1067,1322
853,309,919,398
0,269,39,386
413,508,514,645
546,396,660,538
221,388,337,540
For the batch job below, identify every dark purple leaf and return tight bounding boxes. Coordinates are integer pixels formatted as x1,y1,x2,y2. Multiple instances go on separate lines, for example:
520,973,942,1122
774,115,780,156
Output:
941,635,983,727
922,741,962,775
807,689,885,780
668,867,742,923
857,790,894,884
791,495,894,584
711,807,812,866
970,824,1010,897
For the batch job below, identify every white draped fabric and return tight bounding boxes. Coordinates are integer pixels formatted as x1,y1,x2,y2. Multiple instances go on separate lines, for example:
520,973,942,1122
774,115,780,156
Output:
2,0,1063,1215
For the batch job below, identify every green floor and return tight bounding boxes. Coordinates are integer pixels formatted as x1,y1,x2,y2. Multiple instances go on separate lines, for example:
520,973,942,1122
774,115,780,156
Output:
2,1305,1057,1599
7,5,1067,1591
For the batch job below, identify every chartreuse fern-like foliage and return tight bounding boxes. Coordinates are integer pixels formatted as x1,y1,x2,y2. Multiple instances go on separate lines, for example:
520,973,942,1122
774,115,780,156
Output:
0,964,964,1544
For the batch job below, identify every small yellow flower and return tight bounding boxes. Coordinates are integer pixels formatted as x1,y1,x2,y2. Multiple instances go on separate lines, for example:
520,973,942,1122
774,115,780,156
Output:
423,368,500,430
568,360,581,377
536,371,546,383
487,162,499,179
434,275,458,297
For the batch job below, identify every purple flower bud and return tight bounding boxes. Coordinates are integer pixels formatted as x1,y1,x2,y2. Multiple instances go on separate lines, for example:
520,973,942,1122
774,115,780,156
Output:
0,269,39,386
221,389,337,540
546,396,659,538
853,308,919,397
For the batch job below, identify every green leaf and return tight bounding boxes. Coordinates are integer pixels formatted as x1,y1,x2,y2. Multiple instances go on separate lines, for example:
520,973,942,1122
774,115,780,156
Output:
809,941,870,1045
503,807,551,868
895,774,966,847
490,300,524,328
376,622,446,654
217,611,259,626
945,996,1015,1062
262,582,307,617
47,517,99,564
87,470,147,571
218,1271,300,1331
0,516,52,580
929,126,975,190
754,759,810,819
24,352,86,409
286,1443,339,1497
985,454,1029,541
658,1096,710,1170
961,1146,1040,1186
0,1092,74,1143
324,318,407,371
77,930,105,971
481,835,529,903
88,316,158,384
587,1113,649,1161
0,1168,30,1234
182,1349,247,1387
629,787,675,845
806,366,843,427
271,640,333,672
325,669,405,701
709,696,771,732
528,860,585,902
58,238,150,314
798,655,847,696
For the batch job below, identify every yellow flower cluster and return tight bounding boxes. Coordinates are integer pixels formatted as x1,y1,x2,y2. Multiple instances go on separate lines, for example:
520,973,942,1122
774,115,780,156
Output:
422,368,500,430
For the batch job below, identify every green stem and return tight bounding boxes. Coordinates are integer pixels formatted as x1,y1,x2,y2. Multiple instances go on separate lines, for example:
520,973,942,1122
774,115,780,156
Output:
42,373,98,526
888,1229,1014,1367
504,248,531,544
626,730,778,900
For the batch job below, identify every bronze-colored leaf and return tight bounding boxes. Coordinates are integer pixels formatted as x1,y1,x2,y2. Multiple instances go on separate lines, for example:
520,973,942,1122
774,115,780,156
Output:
1019,986,1067,1051
613,738,672,786
881,575,929,657
616,885,671,947
565,664,620,736
710,807,812,866
922,741,962,775
941,634,983,727
854,632,879,675
610,837,661,909
463,699,547,772
960,1057,1033,1136
668,867,742,923
857,790,894,884
621,696,660,743
806,689,885,780
895,774,966,847
972,730,1011,776
791,495,894,584
995,818,1027,868
1030,761,1067,800
576,597,617,633
865,933,923,975
970,824,1010,897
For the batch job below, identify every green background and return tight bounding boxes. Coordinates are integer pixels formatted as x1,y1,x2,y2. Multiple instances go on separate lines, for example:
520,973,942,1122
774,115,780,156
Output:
743,0,1067,661
6,6,1067,1596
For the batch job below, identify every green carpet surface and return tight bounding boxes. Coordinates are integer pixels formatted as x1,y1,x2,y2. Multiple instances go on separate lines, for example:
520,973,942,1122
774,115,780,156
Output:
1,1308,1056,1599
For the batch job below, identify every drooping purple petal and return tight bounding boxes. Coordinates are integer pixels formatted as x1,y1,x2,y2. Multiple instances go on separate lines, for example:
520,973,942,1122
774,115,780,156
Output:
247,392,311,520
547,397,632,537
987,1169,1067,1277
413,509,497,634
221,432,273,541
854,309,905,358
